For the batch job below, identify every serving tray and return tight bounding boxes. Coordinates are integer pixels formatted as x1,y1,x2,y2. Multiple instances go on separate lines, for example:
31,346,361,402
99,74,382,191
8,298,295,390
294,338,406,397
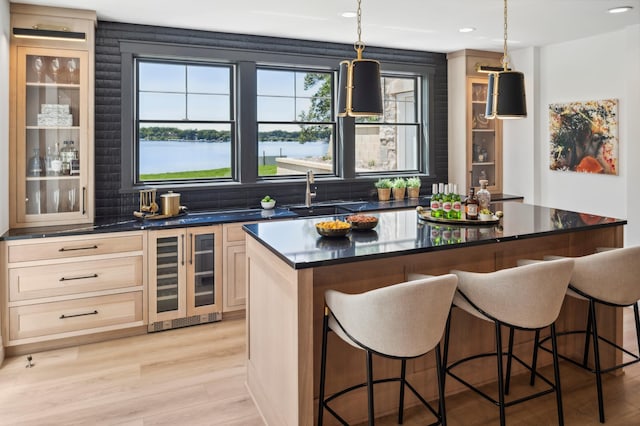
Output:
417,209,500,225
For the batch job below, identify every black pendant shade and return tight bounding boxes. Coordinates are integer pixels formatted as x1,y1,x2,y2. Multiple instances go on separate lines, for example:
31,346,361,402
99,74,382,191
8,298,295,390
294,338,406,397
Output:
337,58,383,117
485,70,527,119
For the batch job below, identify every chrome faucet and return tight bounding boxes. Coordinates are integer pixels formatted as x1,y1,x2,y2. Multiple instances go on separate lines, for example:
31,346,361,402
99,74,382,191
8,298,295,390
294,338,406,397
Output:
305,169,316,207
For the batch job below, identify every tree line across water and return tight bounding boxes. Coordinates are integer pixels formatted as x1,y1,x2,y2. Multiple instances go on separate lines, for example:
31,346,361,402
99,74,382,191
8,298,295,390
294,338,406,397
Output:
139,127,331,142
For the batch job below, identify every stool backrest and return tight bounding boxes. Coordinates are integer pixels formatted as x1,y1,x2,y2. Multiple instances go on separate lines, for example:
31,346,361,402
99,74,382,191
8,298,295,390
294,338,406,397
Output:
571,246,640,305
452,258,574,329
325,274,457,358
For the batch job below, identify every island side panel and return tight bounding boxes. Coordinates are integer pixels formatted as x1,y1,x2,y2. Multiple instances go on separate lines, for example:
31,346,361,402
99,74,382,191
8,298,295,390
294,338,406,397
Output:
245,237,314,426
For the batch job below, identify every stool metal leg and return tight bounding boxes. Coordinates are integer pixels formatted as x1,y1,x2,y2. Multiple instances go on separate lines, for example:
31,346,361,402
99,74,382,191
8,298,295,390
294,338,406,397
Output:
398,359,406,424
495,322,506,426
550,323,565,426
530,329,541,386
589,300,605,423
583,305,593,367
634,303,640,360
366,351,375,426
435,343,447,426
505,327,515,395
318,308,330,426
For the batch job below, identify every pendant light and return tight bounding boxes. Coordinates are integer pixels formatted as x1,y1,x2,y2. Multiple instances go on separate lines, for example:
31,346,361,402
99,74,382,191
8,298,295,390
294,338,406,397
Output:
485,0,527,119
337,0,383,117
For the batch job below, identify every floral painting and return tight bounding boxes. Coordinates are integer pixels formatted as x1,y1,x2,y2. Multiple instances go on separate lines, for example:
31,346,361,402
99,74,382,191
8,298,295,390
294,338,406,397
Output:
549,99,618,175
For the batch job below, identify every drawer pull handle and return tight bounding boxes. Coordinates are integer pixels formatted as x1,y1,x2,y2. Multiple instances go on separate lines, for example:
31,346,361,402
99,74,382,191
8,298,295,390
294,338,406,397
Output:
59,273,99,282
59,245,98,252
60,310,98,320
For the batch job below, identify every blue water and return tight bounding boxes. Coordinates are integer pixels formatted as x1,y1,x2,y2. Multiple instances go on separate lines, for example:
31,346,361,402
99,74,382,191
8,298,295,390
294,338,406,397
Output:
140,140,330,173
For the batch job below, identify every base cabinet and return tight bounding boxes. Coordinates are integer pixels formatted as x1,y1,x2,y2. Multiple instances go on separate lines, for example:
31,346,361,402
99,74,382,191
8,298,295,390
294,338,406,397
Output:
2,232,146,351
147,226,222,331
222,222,252,313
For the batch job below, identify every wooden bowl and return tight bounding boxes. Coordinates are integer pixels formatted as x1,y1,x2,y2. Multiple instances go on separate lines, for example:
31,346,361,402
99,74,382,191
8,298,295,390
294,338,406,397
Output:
315,221,351,237
345,214,378,231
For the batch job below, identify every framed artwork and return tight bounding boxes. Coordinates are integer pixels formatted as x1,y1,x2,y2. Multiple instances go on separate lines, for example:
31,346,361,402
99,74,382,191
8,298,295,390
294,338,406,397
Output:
549,99,618,175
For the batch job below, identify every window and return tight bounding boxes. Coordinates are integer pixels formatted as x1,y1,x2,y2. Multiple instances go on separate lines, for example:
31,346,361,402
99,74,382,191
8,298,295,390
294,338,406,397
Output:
136,60,234,182
355,75,420,173
256,68,335,177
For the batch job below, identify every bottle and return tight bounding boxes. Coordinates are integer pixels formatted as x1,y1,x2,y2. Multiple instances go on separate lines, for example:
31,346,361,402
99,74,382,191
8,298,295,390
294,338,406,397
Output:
477,179,491,213
452,184,462,219
45,146,54,176
60,141,71,175
442,184,452,219
28,148,43,176
437,183,445,218
68,140,80,175
50,142,63,176
465,187,478,220
430,183,441,218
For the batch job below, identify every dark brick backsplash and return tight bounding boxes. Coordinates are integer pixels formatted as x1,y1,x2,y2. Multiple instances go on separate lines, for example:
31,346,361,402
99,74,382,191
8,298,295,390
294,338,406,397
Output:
94,21,448,220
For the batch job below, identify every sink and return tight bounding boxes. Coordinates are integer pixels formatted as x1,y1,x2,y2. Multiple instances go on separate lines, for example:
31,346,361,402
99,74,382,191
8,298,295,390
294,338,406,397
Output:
287,205,350,217
287,201,368,217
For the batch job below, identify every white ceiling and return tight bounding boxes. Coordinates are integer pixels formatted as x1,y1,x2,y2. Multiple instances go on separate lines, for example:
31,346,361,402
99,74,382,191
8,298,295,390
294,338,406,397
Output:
10,0,640,53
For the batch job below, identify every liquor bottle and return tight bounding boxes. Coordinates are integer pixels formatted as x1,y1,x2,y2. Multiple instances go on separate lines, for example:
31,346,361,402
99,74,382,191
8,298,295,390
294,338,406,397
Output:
477,179,491,212
68,140,80,176
430,183,441,218
442,184,452,219
465,187,478,220
50,142,63,176
60,141,71,175
452,184,462,219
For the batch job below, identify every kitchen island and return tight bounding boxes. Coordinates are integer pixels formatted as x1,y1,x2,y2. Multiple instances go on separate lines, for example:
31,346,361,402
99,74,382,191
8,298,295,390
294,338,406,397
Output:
243,203,626,425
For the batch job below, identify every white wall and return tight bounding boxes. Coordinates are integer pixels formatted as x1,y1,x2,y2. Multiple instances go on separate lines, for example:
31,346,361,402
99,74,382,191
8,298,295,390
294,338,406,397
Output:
1,0,9,236
0,0,8,367
504,25,640,246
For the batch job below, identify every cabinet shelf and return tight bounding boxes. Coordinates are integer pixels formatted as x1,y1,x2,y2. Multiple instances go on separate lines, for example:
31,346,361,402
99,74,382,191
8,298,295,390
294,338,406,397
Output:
26,126,80,130
26,82,80,89
472,161,496,166
25,175,80,181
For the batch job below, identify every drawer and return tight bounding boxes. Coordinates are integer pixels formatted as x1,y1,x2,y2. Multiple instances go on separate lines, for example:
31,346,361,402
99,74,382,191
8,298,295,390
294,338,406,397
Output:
224,222,253,243
8,233,143,263
9,292,143,341
9,256,143,301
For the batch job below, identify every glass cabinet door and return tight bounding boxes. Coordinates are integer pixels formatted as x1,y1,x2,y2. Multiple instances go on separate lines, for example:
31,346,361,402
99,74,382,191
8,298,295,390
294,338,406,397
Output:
154,235,182,315
187,228,222,316
16,47,89,224
469,78,502,192
192,233,215,308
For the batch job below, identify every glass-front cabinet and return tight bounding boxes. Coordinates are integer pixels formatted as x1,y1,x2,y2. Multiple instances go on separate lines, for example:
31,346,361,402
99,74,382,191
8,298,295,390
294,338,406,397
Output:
468,77,502,192
10,5,95,227
148,226,223,330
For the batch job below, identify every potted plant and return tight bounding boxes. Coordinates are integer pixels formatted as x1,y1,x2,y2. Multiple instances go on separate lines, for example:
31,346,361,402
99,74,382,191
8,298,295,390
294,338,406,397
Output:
406,176,421,199
392,177,407,200
374,178,393,201
261,195,276,209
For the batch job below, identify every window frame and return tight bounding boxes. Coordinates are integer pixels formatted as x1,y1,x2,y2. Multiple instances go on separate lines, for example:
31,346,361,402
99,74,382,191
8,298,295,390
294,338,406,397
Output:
256,66,337,178
135,58,236,185
119,40,436,192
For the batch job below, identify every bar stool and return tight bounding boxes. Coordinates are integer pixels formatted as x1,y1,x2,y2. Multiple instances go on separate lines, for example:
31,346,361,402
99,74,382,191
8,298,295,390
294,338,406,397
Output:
442,259,574,426
532,246,640,423
318,274,458,425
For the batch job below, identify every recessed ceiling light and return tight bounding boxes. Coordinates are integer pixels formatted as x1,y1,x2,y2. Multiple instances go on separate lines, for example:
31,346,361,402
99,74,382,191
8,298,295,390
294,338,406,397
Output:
608,6,633,14
459,27,476,33
341,11,357,18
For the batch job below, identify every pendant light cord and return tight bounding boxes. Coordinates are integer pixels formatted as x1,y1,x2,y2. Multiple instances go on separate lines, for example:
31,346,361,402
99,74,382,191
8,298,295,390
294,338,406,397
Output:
354,0,365,59
502,0,510,70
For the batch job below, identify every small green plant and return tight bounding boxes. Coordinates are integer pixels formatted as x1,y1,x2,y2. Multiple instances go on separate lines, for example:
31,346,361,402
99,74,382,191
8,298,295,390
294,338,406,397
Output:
406,176,421,188
374,178,393,189
261,195,274,202
392,177,407,189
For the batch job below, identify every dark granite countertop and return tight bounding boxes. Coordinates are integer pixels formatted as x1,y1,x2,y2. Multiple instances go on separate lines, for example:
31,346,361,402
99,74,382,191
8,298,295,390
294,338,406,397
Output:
243,203,627,269
0,193,524,241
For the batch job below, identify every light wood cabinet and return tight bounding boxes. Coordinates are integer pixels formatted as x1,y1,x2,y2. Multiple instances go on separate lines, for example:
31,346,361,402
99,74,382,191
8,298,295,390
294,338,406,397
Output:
9,4,96,228
147,226,223,331
2,232,146,351
222,222,253,312
447,49,503,194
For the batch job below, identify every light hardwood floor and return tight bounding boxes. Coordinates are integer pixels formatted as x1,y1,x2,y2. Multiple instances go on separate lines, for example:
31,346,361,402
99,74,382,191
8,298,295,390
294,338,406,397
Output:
1,309,639,426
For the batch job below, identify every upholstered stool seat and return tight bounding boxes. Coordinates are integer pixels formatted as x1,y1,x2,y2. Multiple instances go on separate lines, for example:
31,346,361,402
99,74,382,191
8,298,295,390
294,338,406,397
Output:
533,246,640,423
442,259,574,426
318,274,458,426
